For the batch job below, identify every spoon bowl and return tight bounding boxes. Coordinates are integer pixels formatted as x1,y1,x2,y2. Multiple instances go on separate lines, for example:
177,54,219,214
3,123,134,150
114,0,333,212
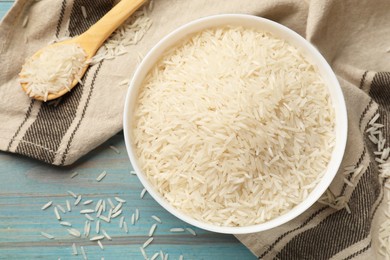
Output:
20,0,146,101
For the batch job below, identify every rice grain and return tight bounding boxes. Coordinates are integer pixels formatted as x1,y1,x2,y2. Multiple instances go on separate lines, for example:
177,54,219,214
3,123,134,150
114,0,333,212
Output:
151,215,162,224
68,190,77,198
72,243,78,255
68,228,81,238
109,145,120,154
97,240,104,250
80,246,87,260
142,237,153,248
60,221,72,227
66,200,71,212
54,207,61,220
40,231,54,239
102,229,112,240
90,235,104,241
96,171,107,182
41,201,53,210
149,223,157,237
186,228,196,236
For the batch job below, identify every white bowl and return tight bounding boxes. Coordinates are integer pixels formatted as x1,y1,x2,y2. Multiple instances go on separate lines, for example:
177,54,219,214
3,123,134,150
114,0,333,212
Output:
123,14,347,234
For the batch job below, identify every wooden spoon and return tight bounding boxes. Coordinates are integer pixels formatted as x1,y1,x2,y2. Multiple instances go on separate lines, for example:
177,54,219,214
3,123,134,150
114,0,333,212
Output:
20,0,146,102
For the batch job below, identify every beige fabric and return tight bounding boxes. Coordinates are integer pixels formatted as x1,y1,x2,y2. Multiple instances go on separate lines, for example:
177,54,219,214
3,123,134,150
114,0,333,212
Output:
1,0,390,259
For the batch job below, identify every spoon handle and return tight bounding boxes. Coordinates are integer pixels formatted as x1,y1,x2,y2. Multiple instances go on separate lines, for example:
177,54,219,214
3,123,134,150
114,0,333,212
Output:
78,0,146,56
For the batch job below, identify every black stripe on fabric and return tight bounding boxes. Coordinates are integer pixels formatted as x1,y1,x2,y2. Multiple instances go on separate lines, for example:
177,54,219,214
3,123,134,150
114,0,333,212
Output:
342,242,371,260
274,162,381,260
68,0,114,37
257,206,329,259
339,147,367,196
341,180,388,260
60,62,104,166
55,0,67,38
359,71,368,89
15,77,85,164
15,0,113,164
378,106,390,148
369,72,390,110
359,99,374,129
339,106,381,196
6,99,35,151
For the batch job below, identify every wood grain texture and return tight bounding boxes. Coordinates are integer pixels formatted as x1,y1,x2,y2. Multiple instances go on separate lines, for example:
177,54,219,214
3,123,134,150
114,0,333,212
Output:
0,3,256,258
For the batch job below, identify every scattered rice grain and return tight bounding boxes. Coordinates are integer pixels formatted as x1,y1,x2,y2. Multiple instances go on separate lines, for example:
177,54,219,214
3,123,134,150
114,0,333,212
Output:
80,209,95,214
151,215,162,223
68,190,77,198
151,252,159,260
113,202,122,213
369,113,380,125
40,231,54,239
74,195,82,206
109,145,120,154
343,178,354,187
22,16,29,28
96,205,103,218
81,6,87,19
54,207,61,220
186,227,196,236
41,201,53,210
90,235,105,241
80,246,87,260
57,204,66,213
124,221,128,233
97,240,104,250
111,209,122,219
107,198,115,208
83,200,94,205
96,171,107,182
72,243,77,255
142,237,153,248
70,172,78,178
84,220,91,237
119,216,125,228
108,208,113,220
345,203,351,214
140,188,147,199
102,229,112,240
102,200,106,212
115,196,126,203
149,223,157,237
140,247,148,260
60,221,72,227
85,214,94,221
95,199,103,211
170,228,184,232
96,220,100,234
99,215,110,223
68,228,81,237
66,200,71,212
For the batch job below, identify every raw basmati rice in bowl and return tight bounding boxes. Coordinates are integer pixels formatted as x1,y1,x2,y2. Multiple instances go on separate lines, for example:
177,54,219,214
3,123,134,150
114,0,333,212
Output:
123,14,347,234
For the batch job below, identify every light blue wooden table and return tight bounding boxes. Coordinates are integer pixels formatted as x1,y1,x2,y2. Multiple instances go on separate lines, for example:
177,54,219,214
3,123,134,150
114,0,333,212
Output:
0,2,256,259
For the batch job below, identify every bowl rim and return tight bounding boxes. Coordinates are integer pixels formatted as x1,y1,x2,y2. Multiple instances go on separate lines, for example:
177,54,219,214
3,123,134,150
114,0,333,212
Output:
123,13,348,234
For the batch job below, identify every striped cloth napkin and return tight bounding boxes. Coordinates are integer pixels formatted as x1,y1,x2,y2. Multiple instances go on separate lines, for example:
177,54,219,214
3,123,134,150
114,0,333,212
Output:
1,0,390,259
